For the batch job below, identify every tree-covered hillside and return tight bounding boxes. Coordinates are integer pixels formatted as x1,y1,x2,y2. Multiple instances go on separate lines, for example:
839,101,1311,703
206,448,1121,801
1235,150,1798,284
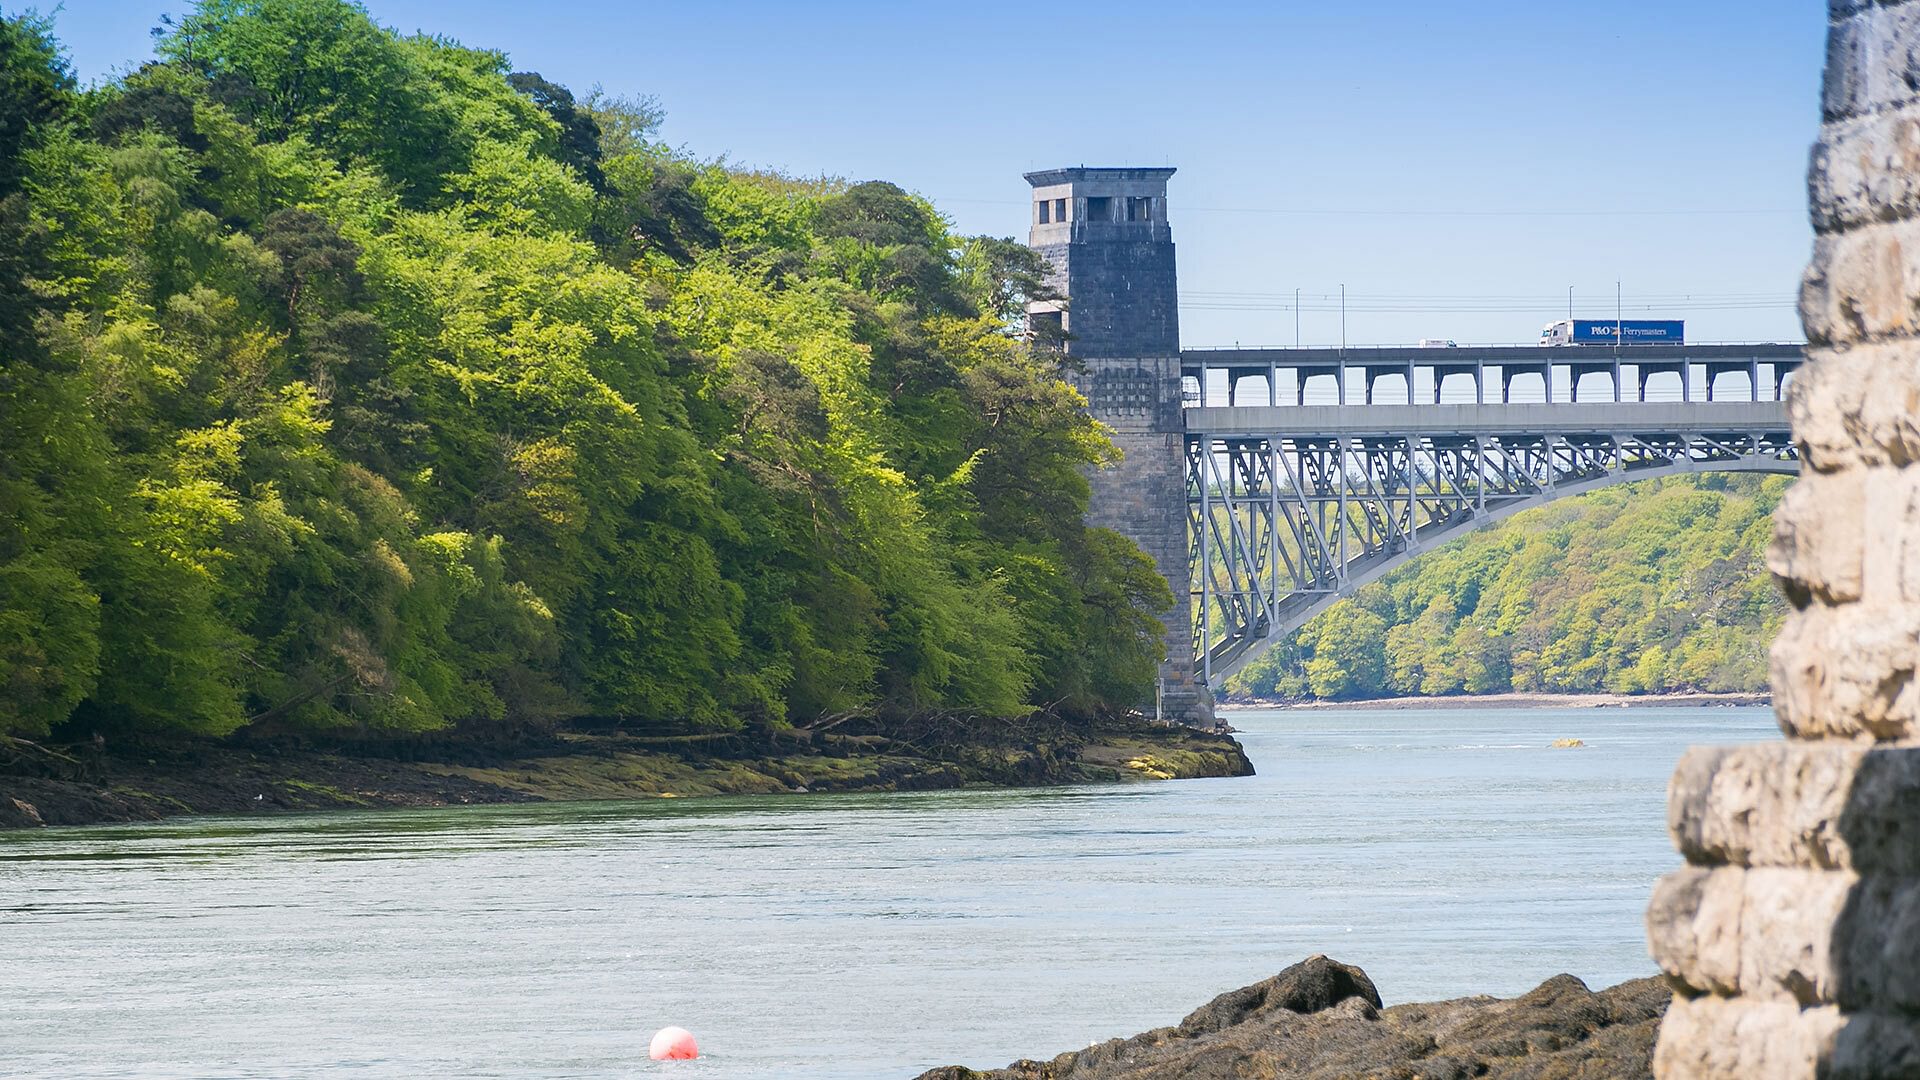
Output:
1226,475,1789,701
0,1,1173,742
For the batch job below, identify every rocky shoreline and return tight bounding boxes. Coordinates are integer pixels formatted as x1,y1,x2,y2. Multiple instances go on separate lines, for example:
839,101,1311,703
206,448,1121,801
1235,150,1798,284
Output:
918,955,1667,1080
0,716,1253,830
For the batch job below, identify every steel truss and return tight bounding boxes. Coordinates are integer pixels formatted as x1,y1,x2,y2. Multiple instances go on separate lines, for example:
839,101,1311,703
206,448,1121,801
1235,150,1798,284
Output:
1187,428,1799,684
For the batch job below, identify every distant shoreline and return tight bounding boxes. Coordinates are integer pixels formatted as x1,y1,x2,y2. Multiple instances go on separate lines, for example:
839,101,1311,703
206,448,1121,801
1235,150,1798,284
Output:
1220,691,1770,712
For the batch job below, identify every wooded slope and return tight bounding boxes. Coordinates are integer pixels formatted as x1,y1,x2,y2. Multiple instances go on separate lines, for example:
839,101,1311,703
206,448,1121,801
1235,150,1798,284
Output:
1228,475,1788,701
0,2,1169,741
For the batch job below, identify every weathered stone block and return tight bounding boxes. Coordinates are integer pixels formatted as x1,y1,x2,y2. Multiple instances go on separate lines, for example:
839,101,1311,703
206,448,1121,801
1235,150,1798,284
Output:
1651,864,1920,1013
1828,0,1875,24
1832,872,1920,1013
1647,866,1745,996
1649,866,1850,1006
1866,467,1920,602
1666,742,1920,875
1824,3,1920,124
1657,995,1920,1080
1739,868,1856,1006
1771,602,1920,739
1770,470,1867,603
1655,997,1844,1080
1810,106,1920,233
1662,750,1765,864
1786,345,1920,470
1827,1014,1920,1079
1800,220,1920,344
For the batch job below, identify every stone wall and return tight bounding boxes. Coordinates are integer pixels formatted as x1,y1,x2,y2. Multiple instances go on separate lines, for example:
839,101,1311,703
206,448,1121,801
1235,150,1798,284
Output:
1040,233,1181,360
1068,355,1214,726
1645,3,1920,1075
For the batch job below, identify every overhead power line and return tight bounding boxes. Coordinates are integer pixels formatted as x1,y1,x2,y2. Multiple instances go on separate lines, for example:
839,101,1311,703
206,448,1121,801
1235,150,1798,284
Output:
1180,299,1796,314
1182,299,1797,309
1184,290,1793,301
1176,289,1797,312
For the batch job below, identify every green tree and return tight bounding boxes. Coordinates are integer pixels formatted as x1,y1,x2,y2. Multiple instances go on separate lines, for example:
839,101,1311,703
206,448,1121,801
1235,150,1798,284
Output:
1,0,1176,746
1305,606,1389,699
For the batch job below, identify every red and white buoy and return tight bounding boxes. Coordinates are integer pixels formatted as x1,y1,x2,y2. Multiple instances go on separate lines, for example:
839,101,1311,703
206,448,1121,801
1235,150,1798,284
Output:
649,1026,699,1061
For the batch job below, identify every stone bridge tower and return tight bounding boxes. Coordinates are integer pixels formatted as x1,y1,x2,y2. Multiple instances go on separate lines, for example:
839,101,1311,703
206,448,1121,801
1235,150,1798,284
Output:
1025,167,1214,727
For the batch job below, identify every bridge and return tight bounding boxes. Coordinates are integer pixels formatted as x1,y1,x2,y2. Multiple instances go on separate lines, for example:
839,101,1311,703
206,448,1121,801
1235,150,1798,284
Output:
1022,167,1803,725
1179,345,1802,685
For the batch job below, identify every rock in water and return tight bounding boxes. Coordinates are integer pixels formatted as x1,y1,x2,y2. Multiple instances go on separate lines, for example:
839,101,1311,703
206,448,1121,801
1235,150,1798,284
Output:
916,957,1669,1080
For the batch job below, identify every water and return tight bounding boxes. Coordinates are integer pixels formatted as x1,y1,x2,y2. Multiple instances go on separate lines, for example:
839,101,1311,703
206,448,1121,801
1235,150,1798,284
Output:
0,706,1776,1079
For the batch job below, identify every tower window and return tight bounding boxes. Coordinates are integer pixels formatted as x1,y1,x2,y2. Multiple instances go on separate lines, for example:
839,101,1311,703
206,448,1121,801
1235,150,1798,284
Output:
1126,197,1153,221
1028,309,1064,344
1085,196,1113,221
1038,200,1050,224
1054,198,1066,222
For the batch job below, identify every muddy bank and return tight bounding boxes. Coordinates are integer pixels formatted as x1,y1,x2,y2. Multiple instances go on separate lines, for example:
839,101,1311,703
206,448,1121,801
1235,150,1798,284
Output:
1224,690,1769,712
919,955,1667,1080
0,716,1253,830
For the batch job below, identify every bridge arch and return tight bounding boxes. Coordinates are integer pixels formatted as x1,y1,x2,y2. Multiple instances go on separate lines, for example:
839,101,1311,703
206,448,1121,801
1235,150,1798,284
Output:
1185,407,1799,687
1196,456,1798,686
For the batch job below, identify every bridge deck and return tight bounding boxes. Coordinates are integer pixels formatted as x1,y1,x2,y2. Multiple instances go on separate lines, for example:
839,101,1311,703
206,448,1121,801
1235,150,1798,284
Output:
1182,343,1807,371
1166,344,1805,688
1180,344,1807,407
1186,400,1790,438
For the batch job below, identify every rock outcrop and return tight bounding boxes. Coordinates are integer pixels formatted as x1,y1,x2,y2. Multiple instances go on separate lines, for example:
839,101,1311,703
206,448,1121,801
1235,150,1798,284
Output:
916,956,1668,1080
1643,4,1920,1076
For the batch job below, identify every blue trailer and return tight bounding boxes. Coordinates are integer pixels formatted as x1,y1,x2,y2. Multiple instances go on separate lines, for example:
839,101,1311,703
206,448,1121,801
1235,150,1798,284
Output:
1539,319,1685,346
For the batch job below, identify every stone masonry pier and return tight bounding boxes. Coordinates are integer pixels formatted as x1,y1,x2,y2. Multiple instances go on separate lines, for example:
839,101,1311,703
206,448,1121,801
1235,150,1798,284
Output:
1646,3,1920,1075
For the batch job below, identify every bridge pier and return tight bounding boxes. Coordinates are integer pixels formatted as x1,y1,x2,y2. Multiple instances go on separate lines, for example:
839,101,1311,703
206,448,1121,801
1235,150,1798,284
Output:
1026,167,1216,727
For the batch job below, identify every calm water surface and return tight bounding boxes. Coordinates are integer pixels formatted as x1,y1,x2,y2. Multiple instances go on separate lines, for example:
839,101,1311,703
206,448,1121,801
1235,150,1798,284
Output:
0,706,1777,1078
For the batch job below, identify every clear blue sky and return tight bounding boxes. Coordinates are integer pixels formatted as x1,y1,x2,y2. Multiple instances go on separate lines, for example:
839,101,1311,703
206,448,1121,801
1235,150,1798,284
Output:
50,0,1823,347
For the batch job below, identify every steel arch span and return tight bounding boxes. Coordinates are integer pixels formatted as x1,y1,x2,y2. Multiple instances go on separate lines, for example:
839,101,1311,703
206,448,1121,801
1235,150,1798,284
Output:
1185,403,1799,686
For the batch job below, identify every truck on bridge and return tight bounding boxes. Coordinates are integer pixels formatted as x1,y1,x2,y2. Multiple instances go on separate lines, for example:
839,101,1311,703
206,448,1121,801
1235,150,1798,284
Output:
1539,319,1685,346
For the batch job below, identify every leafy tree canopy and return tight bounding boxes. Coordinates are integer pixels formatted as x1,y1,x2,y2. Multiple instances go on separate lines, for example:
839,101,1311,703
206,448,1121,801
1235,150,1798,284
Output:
0,1,1169,742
